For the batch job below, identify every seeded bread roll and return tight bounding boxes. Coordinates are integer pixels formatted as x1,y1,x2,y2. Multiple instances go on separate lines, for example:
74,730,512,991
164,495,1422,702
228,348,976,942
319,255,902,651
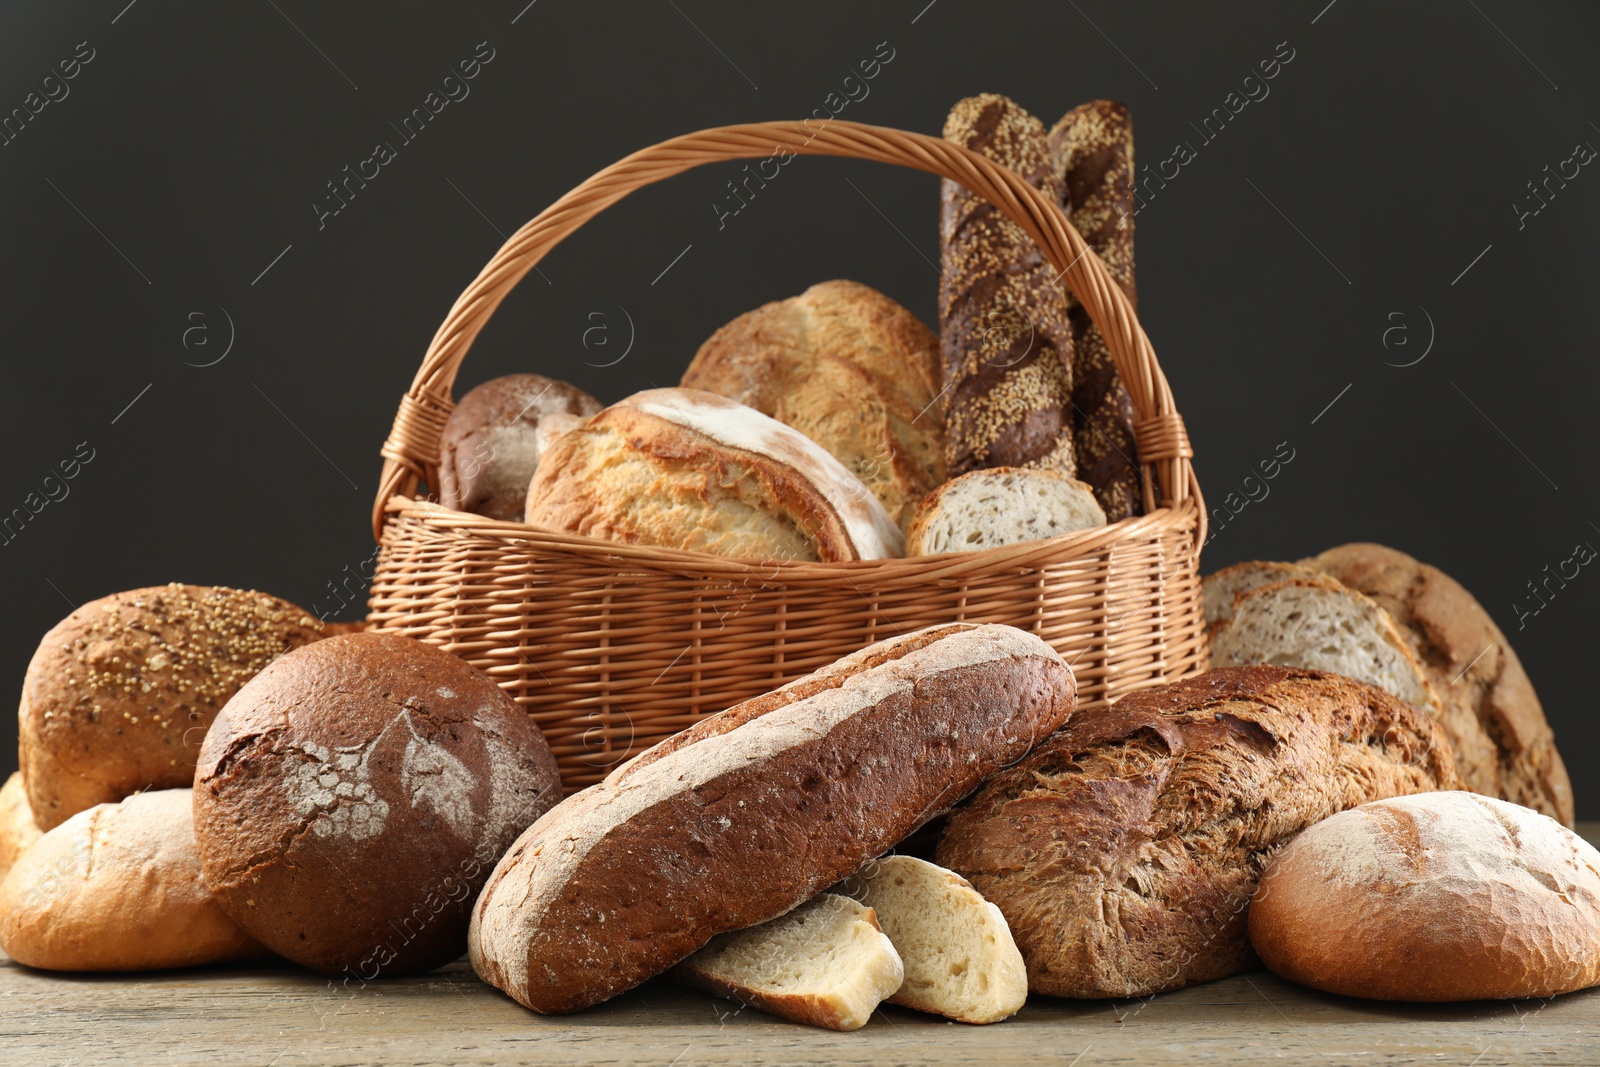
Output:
939,94,1078,479
438,373,603,521
0,789,263,971
937,666,1458,998
20,584,325,830
193,632,562,979
0,773,43,883
682,280,946,532
1250,793,1600,1000
469,622,1077,1014
1048,100,1141,521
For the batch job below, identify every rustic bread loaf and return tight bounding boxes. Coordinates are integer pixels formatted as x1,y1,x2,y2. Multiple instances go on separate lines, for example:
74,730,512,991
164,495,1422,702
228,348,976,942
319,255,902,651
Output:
468,622,1077,1014
1201,560,1323,630
905,467,1105,556
20,584,325,830
0,773,43,883
1305,543,1574,825
438,373,602,521
840,855,1027,1024
939,94,1078,478
1048,100,1141,521
193,632,561,979
1250,792,1600,1000
682,280,947,532
675,893,903,1031
525,387,903,561
0,789,263,971
936,666,1458,998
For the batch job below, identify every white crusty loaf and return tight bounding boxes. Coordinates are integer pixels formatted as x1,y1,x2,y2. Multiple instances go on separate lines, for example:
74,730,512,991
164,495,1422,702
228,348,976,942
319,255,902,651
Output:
905,467,1106,556
0,773,43,883
0,789,263,971
841,855,1027,1024
675,893,904,1031
1207,577,1441,714
1201,560,1323,630
468,622,1076,1014
525,387,903,561
1250,792,1600,1001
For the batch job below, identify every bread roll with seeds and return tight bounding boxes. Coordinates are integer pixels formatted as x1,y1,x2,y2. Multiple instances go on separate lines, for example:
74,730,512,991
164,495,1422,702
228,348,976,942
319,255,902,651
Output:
19,584,325,830
1048,100,1141,521
938,94,1078,479
0,773,43,883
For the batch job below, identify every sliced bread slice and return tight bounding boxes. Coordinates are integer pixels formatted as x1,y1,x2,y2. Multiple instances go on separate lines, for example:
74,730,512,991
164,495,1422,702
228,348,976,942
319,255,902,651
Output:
905,467,1106,556
1208,577,1441,714
673,893,903,1031
1202,560,1324,630
840,855,1027,1024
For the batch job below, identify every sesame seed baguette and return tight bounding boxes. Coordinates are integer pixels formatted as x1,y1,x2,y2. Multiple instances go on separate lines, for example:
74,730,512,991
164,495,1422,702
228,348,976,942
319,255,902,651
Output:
468,622,1077,1015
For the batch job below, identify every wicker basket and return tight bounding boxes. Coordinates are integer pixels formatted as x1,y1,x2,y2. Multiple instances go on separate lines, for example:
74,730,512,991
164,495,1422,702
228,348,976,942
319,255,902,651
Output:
366,120,1206,793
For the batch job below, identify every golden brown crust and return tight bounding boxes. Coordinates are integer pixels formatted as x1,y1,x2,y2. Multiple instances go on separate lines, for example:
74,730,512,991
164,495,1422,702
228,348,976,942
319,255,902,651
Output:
936,666,1459,998
682,280,945,532
20,584,325,830
0,773,43,883
939,94,1077,479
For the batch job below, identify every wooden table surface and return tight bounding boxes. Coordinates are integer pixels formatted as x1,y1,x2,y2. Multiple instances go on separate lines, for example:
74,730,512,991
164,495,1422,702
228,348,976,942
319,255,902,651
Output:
3,826,1597,1067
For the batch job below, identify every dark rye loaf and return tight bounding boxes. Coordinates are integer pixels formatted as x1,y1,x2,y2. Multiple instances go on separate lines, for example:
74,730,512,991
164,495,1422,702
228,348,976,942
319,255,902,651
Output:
468,623,1077,1014
936,666,1458,999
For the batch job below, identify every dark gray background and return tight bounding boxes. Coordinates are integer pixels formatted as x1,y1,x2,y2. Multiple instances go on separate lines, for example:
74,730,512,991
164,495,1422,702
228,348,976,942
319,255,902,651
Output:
1,1,1594,814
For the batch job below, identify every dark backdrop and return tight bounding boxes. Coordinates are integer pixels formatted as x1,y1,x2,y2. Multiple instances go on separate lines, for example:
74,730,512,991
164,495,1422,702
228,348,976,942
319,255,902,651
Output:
2,2,1594,815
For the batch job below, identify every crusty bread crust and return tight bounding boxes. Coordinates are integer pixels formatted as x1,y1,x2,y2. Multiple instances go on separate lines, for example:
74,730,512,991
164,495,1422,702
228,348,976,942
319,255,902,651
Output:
0,773,43,884
468,623,1076,1014
937,666,1458,999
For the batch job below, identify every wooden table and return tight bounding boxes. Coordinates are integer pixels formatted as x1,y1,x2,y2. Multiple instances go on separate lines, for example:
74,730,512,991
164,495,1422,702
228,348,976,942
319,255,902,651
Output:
4,827,1597,1067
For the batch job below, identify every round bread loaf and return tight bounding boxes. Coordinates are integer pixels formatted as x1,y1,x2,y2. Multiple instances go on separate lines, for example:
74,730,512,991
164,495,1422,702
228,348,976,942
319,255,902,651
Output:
192,632,561,979
20,584,326,830
0,773,43,883
438,373,603,521
0,789,264,971
1250,792,1600,1001
681,280,946,532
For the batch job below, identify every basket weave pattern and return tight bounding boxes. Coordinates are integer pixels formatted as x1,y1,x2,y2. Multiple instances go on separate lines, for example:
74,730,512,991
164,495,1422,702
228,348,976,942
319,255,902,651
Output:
366,120,1207,793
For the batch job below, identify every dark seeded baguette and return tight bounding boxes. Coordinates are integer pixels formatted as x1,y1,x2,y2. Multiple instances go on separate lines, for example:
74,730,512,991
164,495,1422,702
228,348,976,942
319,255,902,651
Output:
936,666,1459,998
468,622,1077,1014
939,94,1078,478
1048,100,1142,521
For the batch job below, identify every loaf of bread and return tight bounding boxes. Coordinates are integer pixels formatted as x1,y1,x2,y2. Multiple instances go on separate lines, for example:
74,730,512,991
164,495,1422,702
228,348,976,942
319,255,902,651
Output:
936,666,1458,998
1048,100,1141,521
905,467,1105,556
675,893,903,1031
682,280,947,532
1306,543,1574,825
193,632,562,979
525,388,903,560
0,789,263,971
20,584,325,829
438,373,602,521
939,94,1078,479
0,773,43,883
469,622,1077,1014
840,855,1027,1024
1250,792,1600,1000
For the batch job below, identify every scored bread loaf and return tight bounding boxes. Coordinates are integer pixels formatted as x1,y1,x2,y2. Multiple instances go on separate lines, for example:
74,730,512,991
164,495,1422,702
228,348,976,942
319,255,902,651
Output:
1250,792,1600,1001
0,773,43,883
525,388,903,561
905,467,1105,556
939,94,1078,478
840,855,1027,1024
0,789,264,971
1305,543,1574,825
469,622,1077,1014
674,893,904,1031
1048,100,1141,521
682,280,947,532
936,666,1458,998
1201,560,1324,630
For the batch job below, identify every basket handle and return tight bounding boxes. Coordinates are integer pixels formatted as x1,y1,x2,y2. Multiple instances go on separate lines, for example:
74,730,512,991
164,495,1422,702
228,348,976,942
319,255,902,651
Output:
372,119,1202,541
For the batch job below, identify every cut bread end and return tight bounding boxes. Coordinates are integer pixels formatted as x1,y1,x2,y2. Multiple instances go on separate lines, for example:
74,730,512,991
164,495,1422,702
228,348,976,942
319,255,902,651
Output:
906,467,1106,556
1202,561,1324,629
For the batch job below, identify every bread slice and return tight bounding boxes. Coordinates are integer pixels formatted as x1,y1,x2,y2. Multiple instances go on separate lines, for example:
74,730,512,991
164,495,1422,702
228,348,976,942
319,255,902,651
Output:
674,893,903,1031
905,467,1106,556
1208,577,1441,714
840,855,1026,1024
1202,561,1324,630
